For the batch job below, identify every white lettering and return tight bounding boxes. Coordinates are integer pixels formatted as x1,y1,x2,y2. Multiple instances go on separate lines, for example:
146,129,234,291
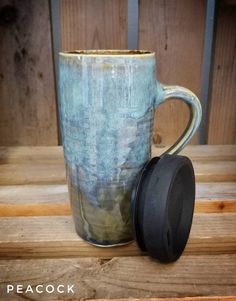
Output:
46,285,54,293
25,285,33,293
6,283,75,294
16,285,23,293
57,285,64,293
36,285,43,293
7,285,14,293
67,284,74,293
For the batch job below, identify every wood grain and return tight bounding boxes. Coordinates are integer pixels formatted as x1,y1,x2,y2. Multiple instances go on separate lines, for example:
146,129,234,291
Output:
195,200,236,213
0,199,236,217
1,160,235,185
0,181,235,216
0,255,235,299
0,182,235,204
90,296,236,301
0,146,235,185
152,145,236,161
0,203,72,217
0,0,58,145
0,145,235,164
60,0,127,50
0,214,235,258
139,0,206,146
0,184,68,204
196,182,236,199
0,146,63,164
0,200,234,218
208,4,236,144
0,163,66,185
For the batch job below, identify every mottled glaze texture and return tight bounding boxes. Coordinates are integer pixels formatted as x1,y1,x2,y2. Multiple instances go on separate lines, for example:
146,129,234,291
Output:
58,50,202,246
59,51,156,245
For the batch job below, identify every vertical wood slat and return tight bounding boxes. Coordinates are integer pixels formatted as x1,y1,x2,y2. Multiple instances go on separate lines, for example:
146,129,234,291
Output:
0,0,234,146
128,0,139,49
60,0,127,50
199,0,216,144
49,0,62,143
139,0,206,146
207,2,236,144
0,0,58,145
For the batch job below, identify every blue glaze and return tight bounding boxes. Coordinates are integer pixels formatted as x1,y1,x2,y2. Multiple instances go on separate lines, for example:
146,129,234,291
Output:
58,50,202,246
59,51,157,245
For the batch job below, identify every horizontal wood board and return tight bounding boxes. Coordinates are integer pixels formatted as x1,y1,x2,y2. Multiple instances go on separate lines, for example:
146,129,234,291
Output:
0,255,235,299
0,145,235,300
0,146,235,185
0,213,235,259
0,182,236,216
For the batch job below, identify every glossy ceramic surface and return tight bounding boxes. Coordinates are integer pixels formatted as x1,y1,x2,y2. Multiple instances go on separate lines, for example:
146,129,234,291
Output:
58,50,202,246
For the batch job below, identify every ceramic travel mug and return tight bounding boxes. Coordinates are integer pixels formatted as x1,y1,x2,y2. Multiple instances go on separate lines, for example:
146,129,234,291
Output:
58,50,202,247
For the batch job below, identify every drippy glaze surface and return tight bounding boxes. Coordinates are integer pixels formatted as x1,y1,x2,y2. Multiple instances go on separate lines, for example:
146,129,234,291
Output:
59,51,157,245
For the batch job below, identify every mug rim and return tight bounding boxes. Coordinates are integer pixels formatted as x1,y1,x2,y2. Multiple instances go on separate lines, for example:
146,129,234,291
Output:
59,49,155,57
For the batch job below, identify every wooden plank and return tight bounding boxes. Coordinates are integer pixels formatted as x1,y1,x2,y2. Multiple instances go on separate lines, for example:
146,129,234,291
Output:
0,182,235,205
0,146,235,185
0,199,236,217
139,0,206,146
0,182,235,217
0,146,63,164
0,184,68,204
207,4,236,144
0,163,66,185
0,214,235,258
1,145,235,164
195,200,236,214
153,145,236,161
87,296,236,301
60,0,127,50
0,255,235,299
196,182,236,200
193,161,236,182
0,203,71,217
0,0,58,145
1,160,235,185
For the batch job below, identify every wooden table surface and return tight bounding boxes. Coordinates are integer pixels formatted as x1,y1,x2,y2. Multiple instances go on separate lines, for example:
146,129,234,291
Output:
0,145,235,301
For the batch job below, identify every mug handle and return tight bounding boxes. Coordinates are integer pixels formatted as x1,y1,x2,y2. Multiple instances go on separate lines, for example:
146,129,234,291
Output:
155,82,202,155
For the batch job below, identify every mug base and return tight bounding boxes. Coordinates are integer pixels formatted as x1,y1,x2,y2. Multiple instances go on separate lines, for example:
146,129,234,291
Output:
75,228,134,248
84,238,135,248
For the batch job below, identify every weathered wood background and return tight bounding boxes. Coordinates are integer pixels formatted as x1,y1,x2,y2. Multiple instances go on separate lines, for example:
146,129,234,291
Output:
0,145,236,300
0,0,235,146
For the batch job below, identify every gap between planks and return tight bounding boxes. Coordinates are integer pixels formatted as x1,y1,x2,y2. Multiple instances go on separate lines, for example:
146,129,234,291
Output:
0,214,235,258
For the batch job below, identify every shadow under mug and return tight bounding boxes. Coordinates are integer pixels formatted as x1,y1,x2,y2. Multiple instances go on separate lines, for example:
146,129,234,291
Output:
58,50,202,247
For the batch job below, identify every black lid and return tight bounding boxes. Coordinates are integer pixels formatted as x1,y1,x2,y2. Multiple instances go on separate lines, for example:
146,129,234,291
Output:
131,154,195,263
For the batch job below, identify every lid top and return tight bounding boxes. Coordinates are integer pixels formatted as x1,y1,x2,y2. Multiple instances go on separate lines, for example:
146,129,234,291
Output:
131,154,195,263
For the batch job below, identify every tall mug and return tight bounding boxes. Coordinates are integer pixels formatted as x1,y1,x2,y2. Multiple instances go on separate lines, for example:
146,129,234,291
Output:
58,50,202,246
